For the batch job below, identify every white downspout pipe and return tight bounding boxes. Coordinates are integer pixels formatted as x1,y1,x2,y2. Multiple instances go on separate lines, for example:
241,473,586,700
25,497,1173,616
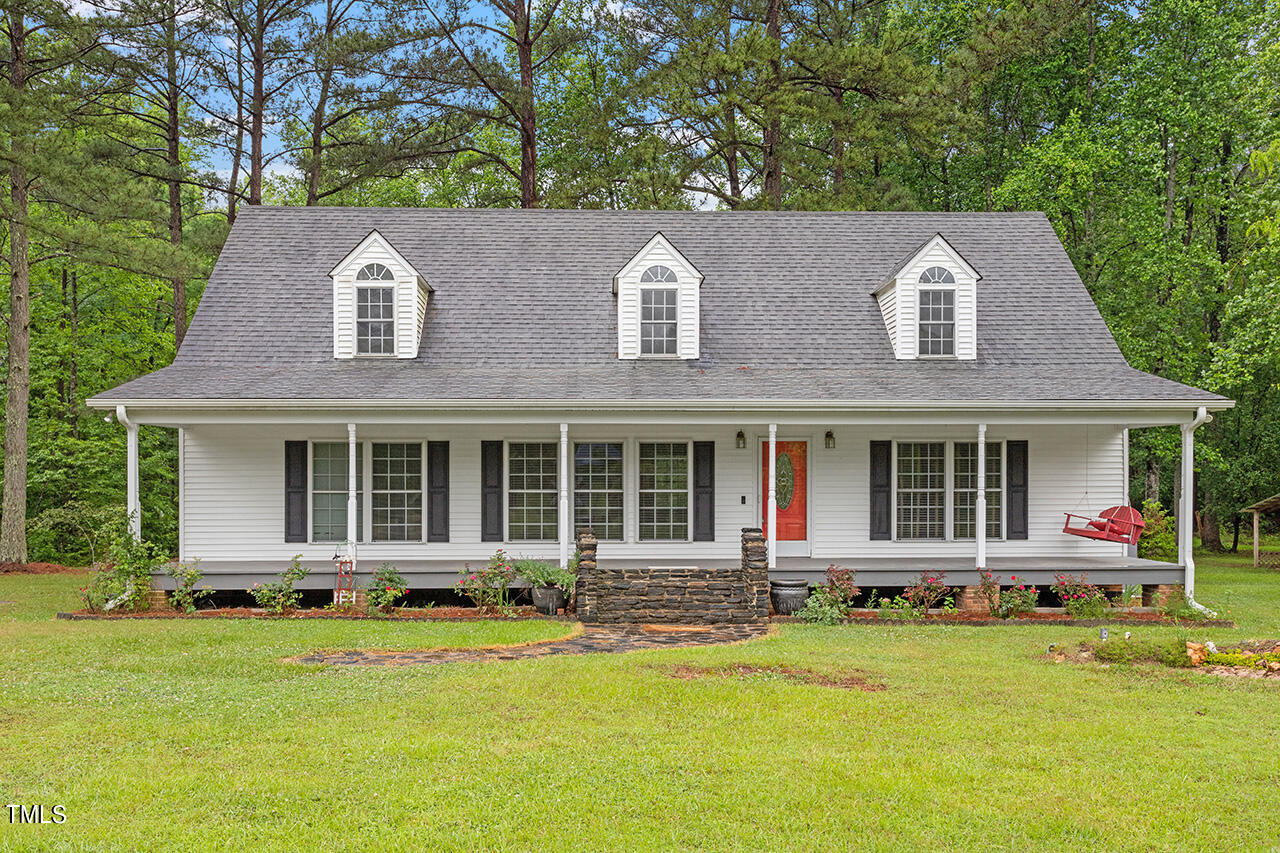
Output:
767,424,777,570
1180,406,1213,616
116,405,141,541
559,423,570,568
976,423,987,570
346,423,358,560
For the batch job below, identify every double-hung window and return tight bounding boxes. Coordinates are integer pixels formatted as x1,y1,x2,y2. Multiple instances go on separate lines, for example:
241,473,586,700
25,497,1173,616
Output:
639,265,679,355
896,442,946,540
953,442,1003,540
312,442,363,542
638,442,689,540
356,263,395,355
573,442,623,541
371,442,422,541
508,442,558,540
917,266,956,357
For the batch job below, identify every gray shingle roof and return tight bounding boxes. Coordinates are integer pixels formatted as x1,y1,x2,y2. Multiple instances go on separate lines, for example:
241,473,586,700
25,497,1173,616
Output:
91,207,1226,407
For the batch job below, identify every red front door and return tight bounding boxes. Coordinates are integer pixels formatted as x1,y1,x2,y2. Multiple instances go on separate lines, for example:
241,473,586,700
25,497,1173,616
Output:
762,441,807,541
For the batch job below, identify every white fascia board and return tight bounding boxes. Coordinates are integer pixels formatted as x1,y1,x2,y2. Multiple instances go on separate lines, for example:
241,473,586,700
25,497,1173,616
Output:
612,231,703,294
329,229,432,291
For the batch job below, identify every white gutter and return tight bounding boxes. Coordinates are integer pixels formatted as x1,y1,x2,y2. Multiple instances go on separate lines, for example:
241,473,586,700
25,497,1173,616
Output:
1181,406,1215,617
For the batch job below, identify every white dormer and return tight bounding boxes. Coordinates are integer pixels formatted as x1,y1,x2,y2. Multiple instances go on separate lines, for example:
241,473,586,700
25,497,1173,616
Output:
328,230,431,359
613,232,702,360
874,234,980,360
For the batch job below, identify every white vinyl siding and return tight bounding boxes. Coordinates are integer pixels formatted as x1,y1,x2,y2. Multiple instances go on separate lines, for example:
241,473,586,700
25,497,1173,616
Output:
574,442,624,541
508,442,558,541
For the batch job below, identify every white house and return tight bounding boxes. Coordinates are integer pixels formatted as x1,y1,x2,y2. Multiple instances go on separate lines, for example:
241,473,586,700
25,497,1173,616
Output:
89,208,1231,602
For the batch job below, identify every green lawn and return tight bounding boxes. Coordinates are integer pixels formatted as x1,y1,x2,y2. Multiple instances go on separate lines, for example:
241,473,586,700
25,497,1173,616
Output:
1,554,1278,852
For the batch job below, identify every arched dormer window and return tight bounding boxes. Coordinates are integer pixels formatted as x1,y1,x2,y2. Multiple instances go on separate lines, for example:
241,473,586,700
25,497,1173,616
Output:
917,266,956,357
355,263,396,354
356,262,394,281
639,265,679,355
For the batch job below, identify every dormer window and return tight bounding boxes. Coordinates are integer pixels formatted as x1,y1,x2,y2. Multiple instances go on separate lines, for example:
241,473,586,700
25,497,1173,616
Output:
614,234,703,360
328,231,432,360
917,267,956,357
873,235,980,361
640,266,679,356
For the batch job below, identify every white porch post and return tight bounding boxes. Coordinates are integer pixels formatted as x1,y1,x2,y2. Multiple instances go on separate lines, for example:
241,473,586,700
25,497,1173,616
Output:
117,405,141,540
346,423,357,549
1254,510,1261,569
1180,419,1195,598
976,423,987,570
767,423,777,570
559,423,570,568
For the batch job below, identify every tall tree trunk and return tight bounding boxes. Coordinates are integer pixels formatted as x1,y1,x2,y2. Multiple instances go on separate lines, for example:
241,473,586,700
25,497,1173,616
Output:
1231,514,1240,553
227,33,246,223
165,3,187,348
1,10,30,562
1163,129,1178,236
306,66,331,206
515,4,538,209
724,105,741,205
761,0,782,207
1144,458,1160,507
1201,507,1223,551
249,7,265,206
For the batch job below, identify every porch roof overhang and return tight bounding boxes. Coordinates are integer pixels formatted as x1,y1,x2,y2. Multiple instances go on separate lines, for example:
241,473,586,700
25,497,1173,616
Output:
87,396,1235,429
1243,493,1280,515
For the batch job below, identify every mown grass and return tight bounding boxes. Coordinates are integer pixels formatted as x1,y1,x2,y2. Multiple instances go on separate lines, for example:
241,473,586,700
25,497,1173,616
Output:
1,552,1278,852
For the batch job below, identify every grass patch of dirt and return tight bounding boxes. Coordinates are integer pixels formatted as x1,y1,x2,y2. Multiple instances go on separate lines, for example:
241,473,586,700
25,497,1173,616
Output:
666,663,886,691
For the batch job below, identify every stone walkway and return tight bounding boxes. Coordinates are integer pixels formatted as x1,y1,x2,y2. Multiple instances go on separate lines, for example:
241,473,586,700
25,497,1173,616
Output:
289,623,770,666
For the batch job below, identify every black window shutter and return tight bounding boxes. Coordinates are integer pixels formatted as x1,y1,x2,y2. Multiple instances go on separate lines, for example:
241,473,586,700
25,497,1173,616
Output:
480,441,503,542
427,441,449,542
693,441,715,541
1006,440,1029,540
869,440,892,541
284,441,307,543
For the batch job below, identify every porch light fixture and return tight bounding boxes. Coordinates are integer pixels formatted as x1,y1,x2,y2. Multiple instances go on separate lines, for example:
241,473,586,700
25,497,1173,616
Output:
824,430,835,449
735,430,746,449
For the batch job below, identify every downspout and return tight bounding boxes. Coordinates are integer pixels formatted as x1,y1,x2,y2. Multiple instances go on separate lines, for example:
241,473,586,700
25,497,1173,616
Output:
1181,406,1213,616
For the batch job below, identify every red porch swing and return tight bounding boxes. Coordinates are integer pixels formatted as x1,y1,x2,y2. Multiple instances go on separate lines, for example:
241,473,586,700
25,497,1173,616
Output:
1062,505,1145,545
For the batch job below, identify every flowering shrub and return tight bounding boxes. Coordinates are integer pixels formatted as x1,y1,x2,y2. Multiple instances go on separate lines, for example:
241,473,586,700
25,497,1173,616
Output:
248,555,308,613
998,574,1039,618
904,571,950,613
822,564,860,607
797,565,860,624
456,550,516,613
366,563,408,612
1051,573,1108,619
168,559,213,614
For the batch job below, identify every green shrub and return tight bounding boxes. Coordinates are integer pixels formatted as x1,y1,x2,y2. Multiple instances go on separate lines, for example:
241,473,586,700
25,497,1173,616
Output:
903,571,949,613
1090,637,1191,668
798,586,846,625
1203,650,1280,669
1158,591,1213,622
247,555,308,613
168,559,213,613
1137,500,1176,562
997,578,1039,618
365,563,408,612
1051,573,1110,618
514,557,575,593
80,531,169,612
877,595,922,621
456,550,517,612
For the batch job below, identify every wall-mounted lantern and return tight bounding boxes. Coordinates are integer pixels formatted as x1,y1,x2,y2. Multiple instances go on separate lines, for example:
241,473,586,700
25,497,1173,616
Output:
824,430,836,449
736,430,746,449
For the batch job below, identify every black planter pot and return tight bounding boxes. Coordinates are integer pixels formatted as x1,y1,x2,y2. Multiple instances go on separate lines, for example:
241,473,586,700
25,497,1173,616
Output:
531,585,565,615
770,579,810,615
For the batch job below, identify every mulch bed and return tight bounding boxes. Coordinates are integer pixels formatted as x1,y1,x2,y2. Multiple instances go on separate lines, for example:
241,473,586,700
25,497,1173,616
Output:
666,663,885,692
57,605,553,621
0,561,87,575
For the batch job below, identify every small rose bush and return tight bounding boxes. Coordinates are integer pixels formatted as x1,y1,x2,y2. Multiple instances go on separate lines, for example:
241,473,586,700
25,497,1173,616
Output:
365,562,408,612
456,550,516,613
904,571,950,613
1051,573,1108,619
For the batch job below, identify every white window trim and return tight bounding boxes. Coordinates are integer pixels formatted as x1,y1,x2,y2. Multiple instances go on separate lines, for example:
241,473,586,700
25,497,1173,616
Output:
571,439,627,543
638,285,681,359
635,438,694,543
368,440,425,543
891,439,1007,543
916,287,957,360
355,284,397,358
503,439,561,544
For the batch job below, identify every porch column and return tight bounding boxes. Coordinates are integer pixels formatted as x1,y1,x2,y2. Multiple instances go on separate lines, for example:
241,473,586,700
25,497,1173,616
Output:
1180,417,1196,597
976,423,987,570
767,423,777,570
117,405,141,541
559,423,570,568
1253,510,1260,568
346,423,357,549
